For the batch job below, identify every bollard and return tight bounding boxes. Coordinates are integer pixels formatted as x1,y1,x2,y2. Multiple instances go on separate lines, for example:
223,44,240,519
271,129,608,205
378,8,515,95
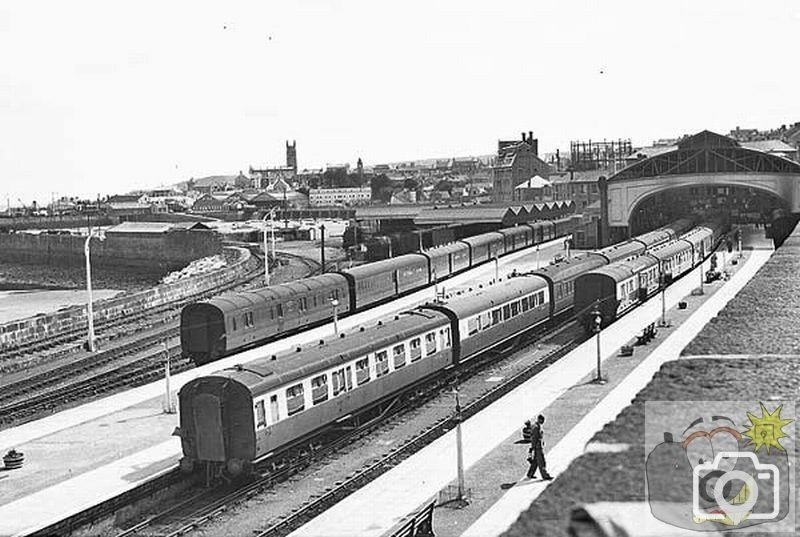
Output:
3,449,24,470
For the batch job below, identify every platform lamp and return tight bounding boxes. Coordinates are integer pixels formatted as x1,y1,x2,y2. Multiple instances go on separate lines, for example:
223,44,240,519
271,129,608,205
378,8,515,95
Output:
84,230,105,353
262,208,276,285
658,273,670,328
590,302,605,384
331,297,339,336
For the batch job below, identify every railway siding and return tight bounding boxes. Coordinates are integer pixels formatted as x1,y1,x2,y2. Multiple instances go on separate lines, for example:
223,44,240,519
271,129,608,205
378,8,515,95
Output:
0,246,255,353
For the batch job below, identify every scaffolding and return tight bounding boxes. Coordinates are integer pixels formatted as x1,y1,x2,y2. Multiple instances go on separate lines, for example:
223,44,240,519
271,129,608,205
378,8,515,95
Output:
570,139,632,172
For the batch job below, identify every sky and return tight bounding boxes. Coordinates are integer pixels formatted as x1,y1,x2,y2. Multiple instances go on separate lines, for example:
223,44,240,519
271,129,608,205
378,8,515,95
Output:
1,0,798,206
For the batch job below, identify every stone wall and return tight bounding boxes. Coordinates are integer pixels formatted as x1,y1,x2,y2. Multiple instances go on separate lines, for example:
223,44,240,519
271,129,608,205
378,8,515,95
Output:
0,230,222,275
0,246,254,351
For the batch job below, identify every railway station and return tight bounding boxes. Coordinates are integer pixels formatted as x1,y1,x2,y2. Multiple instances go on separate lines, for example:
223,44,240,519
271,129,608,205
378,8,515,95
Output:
6,2,800,536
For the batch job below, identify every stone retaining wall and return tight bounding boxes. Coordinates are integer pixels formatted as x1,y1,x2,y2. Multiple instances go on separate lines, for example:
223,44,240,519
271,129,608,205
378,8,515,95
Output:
0,246,254,351
0,229,222,275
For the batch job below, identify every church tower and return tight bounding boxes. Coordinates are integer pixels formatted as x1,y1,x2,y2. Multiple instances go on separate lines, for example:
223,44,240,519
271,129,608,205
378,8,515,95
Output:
286,140,297,172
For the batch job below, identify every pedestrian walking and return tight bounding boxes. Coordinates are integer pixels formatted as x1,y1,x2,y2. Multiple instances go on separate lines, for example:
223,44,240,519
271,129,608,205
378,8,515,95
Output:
527,414,553,480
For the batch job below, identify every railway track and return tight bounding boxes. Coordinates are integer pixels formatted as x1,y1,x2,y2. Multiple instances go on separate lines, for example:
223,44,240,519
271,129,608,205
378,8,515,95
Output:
0,250,322,428
90,317,583,537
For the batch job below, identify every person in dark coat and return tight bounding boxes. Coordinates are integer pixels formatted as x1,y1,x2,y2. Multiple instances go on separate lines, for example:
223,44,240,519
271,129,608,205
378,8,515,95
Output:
527,414,553,480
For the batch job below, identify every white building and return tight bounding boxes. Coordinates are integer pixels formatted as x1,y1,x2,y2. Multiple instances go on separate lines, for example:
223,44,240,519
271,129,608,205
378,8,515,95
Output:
309,187,372,207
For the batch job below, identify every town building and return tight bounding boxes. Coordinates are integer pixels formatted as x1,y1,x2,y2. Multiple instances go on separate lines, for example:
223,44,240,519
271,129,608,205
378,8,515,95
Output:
309,187,372,207
491,131,552,202
250,141,298,188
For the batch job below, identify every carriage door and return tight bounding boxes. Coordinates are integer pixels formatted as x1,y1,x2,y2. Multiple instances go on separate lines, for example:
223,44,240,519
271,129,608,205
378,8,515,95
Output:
344,366,353,391
269,395,279,424
193,393,226,462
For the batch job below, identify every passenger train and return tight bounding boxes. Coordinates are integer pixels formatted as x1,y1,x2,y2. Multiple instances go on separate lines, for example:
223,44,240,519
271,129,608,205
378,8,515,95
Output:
177,218,719,477
573,220,727,332
181,216,584,366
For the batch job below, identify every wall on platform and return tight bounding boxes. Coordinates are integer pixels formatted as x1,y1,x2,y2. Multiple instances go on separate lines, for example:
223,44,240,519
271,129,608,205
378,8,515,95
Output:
0,246,254,352
0,230,222,274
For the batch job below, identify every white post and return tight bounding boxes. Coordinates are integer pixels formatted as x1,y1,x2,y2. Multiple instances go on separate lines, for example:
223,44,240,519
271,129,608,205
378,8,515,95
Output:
433,268,439,302
270,208,276,259
84,232,104,352
263,211,275,285
455,389,465,501
536,244,541,268
163,341,175,414
493,256,499,282
331,299,339,336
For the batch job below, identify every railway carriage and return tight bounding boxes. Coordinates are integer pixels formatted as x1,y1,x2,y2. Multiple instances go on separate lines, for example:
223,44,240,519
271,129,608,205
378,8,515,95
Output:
539,221,555,242
460,232,506,265
680,226,714,266
531,254,608,317
339,253,430,310
648,240,694,283
498,225,534,253
181,273,350,365
422,242,470,280
574,254,660,330
423,275,550,362
528,222,545,244
596,241,646,264
178,309,454,475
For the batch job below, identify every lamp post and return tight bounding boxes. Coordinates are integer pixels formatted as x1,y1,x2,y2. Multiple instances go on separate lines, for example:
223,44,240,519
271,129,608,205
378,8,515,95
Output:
331,298,339,336
493,255,499,283
454,388,466,503
320,223,326,272
84,230,105,352
262,209,274,285
536,244,541,268
658,273,669,327
590,303,604,384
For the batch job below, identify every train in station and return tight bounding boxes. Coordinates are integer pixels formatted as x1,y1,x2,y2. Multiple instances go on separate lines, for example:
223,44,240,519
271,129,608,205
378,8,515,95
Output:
574,220,728,332
177,218,724,477
180,215,583,366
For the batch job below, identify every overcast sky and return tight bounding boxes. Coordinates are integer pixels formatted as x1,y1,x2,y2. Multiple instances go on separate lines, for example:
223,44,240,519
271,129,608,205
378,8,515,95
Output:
1,0,798,205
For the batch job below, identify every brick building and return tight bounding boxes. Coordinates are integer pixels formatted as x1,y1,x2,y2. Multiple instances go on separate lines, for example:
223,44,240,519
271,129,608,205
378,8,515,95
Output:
491,131,552,202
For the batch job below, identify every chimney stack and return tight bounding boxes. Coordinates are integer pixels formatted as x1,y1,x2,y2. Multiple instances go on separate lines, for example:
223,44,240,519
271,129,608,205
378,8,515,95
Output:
522,132,527,142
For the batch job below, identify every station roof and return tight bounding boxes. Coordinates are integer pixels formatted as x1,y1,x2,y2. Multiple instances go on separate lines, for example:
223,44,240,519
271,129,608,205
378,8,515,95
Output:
106,221,210,234
415,205,514,225
355,205,424,221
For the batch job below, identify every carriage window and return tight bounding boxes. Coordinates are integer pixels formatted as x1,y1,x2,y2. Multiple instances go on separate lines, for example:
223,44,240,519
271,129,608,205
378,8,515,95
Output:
269,395,279,423
255,400,266,428
502,304,511,320
425,332,437,355
492,308,501,325
270,307,275,320
299,298,308,312
356,357,371,385
409,338,422,362
538,291,546,304
375,350,389,377
232,317,238,331
332,369,344,395
481,311,491,328
393,344,406,368
245,312,254,328
286,384,305,416
311,375,328,404
276,304,284,318
467,317,479,336
510,302,520,317
442,327,451,348
521,296,530,312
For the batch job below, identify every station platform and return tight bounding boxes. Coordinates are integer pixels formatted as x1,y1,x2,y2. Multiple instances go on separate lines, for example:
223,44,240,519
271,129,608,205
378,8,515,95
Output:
288,233,773,537
0,238,566,537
